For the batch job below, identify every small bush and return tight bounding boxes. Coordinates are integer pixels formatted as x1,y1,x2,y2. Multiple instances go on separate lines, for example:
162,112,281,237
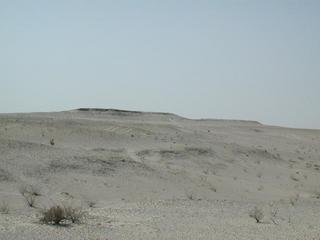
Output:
19,184,41,196
249,206,264,223
19,184,40,207
290,175,299,182
314,192,320,199
41,205,85,225
29,185,42,196
270,208,279,225
50,138,55,146
24,194,36,207
289,194,299,206
186,192,195,200
19,185,28,196
0,168,12,182
86,200,96,208
0,201,9,214
41,206,66,225
64,206,85,223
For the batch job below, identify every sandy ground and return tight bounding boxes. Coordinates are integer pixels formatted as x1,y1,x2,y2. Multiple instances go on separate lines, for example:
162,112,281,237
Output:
0,109,319,239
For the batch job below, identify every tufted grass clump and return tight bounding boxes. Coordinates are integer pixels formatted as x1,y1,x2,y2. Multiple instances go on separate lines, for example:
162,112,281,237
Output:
41,205,85,225
0,201,9,214
249,206,264,223
19,184,41,207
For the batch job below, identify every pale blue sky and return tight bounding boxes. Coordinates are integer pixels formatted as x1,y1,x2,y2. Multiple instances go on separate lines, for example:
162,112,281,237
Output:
1,1,319,128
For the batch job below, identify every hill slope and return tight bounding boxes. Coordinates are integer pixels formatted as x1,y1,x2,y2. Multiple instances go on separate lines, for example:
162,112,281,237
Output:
0,109,319,239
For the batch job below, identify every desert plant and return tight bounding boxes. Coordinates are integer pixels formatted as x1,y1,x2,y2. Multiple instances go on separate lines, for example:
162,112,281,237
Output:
257,185,264,191
19,184,41,196
186,192,195,200
24,194,36,207
41,206,66,225
249,206,264,223
19,184,39,207
270,208,279,225
290,174,299,182
86,200,96,208
64,206,85,223
0,168,12,182
41,205,85,225
289,194,299,206
0,201,9,214
19,185,28,196
50,138,55,146
29,185,42,196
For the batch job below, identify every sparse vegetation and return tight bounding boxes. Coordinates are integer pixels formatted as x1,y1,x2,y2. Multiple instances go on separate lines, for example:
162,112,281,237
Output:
19,184,41,196
270,208,279,225
24,193,36,207
290,174,299,182
19,184,41,207
0,168,12,182
64,205,85,223
257,185,264,191
50,138,55,146
41,205,85,225
289,194,299,206
314,192,320,199
86,200,96,208
249,206,264,223
0,201,9,214
186,190,201,200
41,206,66,225
186,192,195,200
209,186,217,192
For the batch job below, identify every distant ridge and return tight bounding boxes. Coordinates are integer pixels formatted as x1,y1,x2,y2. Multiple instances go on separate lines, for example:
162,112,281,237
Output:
78,108,143,113
0,108,262,126
195,118,262,125
76,108,179,116
75,108,261,125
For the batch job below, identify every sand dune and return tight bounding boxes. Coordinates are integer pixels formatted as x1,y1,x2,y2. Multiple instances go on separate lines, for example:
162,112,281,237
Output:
0,109,319,239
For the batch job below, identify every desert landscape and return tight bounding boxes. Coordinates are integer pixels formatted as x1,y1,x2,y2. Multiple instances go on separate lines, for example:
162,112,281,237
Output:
0,108,319,239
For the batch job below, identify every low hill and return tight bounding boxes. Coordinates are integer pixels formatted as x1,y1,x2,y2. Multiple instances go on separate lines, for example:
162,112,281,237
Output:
0,109,319,239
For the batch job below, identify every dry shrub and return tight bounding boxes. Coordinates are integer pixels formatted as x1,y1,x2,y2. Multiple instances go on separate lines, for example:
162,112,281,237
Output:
0,201,9,214
270,208,279,225
19,184,41,196
289,194,299,206
249,206,264,223
186,192,196,200
41,205,85,225
25,194,36,207
0,168,12,182
290,175,299,182
19,184,40,207
29,185,42,196
64,206,85,223
86,200,96,208
41,206,65,225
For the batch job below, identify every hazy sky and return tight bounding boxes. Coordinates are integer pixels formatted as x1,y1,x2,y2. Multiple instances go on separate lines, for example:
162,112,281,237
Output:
1,1,319,129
